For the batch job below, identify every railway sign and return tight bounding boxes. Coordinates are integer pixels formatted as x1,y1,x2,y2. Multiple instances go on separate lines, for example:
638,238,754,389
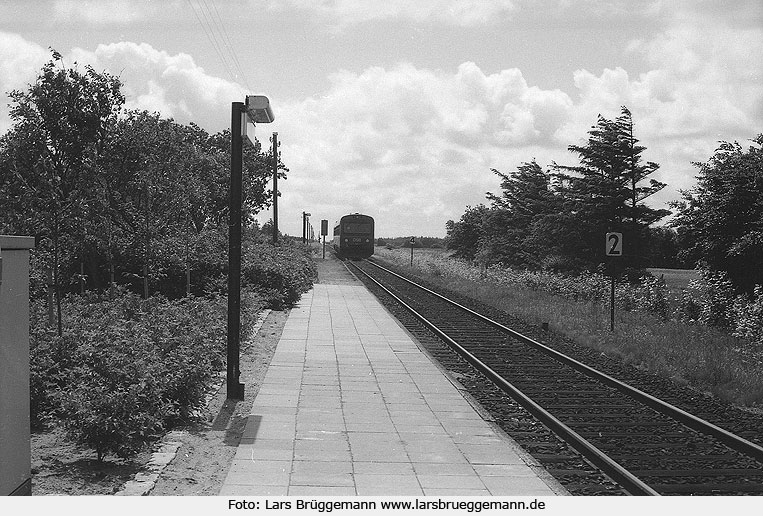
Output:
320,220,328,259
605,232,623,256
605,232,623,332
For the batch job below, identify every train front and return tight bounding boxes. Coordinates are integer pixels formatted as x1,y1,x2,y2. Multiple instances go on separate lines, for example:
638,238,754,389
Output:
338,214,374,259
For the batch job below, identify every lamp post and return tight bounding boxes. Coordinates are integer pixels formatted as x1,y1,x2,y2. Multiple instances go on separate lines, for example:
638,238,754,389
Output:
228,95,274,400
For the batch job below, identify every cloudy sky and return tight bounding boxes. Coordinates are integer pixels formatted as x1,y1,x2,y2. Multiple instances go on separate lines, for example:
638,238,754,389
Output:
1,1,761,237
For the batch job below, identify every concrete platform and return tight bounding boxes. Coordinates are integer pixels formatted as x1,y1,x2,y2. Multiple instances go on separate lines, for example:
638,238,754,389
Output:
219,257,565,496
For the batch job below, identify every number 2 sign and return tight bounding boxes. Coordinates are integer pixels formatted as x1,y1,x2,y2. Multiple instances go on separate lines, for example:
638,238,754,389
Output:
606,232,623,256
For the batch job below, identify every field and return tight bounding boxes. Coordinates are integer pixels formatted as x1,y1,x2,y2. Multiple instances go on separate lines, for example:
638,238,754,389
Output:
375,247,763,408
646,268,700,293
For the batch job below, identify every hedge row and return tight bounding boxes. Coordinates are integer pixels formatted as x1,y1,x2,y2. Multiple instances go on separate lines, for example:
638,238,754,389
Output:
377,248,763,343
30,239,317,461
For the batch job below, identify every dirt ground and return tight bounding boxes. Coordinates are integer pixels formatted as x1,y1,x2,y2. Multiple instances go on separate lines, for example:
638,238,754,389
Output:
30,309,287,496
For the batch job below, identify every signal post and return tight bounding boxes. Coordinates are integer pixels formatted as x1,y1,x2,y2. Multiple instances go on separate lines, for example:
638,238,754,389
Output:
605,232,623,332
321,220,328,259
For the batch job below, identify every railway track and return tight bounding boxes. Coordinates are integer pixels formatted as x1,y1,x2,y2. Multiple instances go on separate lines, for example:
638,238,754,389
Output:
347,258,763,496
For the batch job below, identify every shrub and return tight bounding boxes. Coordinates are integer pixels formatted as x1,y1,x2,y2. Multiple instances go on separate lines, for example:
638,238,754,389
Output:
676,268,736,328
29,286,265,459
61,361,170,461
242,239,317,309
29,329,76,429
732,286,763,344
633,274,670,321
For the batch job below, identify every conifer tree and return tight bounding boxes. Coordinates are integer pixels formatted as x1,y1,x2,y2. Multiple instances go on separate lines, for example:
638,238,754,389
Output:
483,161,562,267
553,106,670,270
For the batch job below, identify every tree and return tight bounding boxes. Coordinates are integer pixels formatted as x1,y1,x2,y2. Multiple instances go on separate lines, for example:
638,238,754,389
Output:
1,50,124,333
553,106,670,271
208,129,287,228
445,204,489,260
671,135,763,292
483,160,563,267
644,226,683,269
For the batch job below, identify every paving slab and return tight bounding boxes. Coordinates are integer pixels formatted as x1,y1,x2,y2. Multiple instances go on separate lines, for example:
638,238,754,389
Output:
220,260,566,496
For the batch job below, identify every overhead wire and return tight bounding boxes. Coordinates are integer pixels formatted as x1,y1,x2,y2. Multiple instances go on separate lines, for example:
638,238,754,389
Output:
185,0,252,94
196,0,242,87
207,0,251,91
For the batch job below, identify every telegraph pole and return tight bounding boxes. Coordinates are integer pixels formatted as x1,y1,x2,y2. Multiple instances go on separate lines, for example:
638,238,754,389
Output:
302,211,311,244
272,132,278,245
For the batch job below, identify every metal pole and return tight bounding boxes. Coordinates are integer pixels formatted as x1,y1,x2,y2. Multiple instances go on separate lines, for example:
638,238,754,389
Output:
302,212,306,244
227,102,244,400
410,242,414,267
322,235,325,259
610,275,615,332
272,132,278,245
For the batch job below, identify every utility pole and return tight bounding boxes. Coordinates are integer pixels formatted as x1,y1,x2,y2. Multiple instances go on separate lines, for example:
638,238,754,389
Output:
302,211,311,244
272,132,278,245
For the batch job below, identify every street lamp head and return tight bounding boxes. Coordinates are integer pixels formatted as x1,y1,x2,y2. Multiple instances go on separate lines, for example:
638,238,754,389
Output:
246,95,274,124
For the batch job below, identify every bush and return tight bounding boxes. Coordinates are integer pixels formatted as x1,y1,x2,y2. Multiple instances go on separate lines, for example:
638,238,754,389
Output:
61,362,170,461
29,286,264,459
633,274,670,321
732,286,763,344
242,239,317,309
676,268,736,328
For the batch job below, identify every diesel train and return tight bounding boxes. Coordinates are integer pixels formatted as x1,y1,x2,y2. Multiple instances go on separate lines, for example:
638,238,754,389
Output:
333,213,374,260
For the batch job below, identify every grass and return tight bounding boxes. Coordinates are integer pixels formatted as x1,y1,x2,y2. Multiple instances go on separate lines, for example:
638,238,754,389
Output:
375,247,763,408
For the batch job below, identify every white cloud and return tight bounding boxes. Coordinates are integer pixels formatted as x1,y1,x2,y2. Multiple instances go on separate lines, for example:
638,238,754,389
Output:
3,0,761,238
273,3,763,235
69,41,245,128
0,32,50,134
0,36,244,135
270,61,580,236
557,8,763,209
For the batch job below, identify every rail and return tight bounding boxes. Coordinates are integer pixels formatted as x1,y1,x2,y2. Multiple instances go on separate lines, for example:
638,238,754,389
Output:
349,259,659,496
348,258,763,495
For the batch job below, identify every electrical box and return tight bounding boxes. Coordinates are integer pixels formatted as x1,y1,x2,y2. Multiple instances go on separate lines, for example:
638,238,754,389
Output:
0,235,35,496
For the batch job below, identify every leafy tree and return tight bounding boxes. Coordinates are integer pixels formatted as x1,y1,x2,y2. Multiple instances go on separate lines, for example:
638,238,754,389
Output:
553,106,670,271
1,50,124,333
94,111,221,297
208,129,287,227
671,135,763,292
445,204,489,260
